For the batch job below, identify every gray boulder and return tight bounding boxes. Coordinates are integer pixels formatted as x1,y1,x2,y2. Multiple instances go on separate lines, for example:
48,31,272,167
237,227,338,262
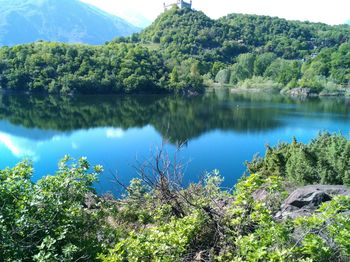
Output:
286,88,318,97
275,185,350,219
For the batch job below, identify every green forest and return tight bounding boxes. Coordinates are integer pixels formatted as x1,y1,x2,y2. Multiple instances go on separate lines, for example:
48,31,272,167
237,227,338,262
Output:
1,134,350,261
0,7,350,94
1,6,350,262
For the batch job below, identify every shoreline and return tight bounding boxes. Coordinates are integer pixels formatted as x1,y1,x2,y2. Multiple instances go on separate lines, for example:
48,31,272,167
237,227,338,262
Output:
208,84,350,98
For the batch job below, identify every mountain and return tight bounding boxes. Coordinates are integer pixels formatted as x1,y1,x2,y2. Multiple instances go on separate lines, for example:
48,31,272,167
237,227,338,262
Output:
0,0,140,46
138,7,350,61
112,10,151,28
0,7,350,95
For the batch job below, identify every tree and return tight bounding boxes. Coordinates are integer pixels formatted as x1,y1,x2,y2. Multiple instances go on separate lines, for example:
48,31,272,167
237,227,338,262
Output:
254,52,277,76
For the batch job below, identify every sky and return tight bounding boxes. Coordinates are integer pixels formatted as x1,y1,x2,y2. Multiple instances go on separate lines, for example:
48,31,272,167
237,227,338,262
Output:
81,0,350,27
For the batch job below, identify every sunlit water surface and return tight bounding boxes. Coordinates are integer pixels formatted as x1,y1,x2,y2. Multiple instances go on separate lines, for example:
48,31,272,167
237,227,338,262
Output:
1,91,350,194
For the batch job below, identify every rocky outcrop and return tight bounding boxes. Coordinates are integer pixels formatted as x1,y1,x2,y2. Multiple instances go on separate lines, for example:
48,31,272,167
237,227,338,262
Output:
275,185,350,219
286,88,318,97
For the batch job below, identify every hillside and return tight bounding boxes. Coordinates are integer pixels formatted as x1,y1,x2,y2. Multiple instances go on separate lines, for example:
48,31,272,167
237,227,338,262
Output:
132,7,350,92
0,6,349,95
136,7,350,61
137,8,248,63
0,0,139,45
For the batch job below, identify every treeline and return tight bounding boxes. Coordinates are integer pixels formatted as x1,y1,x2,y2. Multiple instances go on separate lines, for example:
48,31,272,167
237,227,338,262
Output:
0,42,203,94
219,14,350,59
0,7,349,94
128,7,350,93
215,43,350,92
1,134,350,261
137,8,350,61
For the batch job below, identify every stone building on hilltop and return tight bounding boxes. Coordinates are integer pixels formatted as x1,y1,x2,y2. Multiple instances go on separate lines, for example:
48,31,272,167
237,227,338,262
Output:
164,0,192,11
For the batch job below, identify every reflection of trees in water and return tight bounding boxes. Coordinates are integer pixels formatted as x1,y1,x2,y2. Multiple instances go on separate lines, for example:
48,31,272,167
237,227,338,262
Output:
0,92,349,144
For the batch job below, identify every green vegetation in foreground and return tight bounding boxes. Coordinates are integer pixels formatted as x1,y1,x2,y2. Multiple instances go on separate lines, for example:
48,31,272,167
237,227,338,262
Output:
1,133,350,261
1,7,350,94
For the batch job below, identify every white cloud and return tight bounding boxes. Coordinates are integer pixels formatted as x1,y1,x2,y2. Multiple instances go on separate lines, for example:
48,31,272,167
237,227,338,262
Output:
106,128,125,139
81,0,349,26
51,135,62,141
0,132,39,161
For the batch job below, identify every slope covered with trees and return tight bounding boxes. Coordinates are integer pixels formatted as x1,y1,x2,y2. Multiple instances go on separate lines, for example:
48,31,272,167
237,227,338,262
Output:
131,7,350,93
138,8,350,61
0,42,171,94
0,6,349,94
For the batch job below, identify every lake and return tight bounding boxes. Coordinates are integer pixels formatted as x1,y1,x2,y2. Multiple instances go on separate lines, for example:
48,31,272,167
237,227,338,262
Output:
1,90,350,194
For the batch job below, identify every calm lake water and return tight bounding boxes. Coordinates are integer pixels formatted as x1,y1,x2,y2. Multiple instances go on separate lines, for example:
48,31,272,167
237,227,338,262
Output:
1,90,350,194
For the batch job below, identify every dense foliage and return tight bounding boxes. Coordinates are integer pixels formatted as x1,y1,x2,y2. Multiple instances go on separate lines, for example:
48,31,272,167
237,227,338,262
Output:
218,14,350,59
247,133,350,185
140,8,350,61
0,157,111,261
134,7,350,93
0,42,172,94
1,6,349,94
1,134,350,261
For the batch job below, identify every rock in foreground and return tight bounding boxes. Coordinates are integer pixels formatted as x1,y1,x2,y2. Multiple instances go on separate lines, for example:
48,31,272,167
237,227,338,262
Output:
276,185,350,219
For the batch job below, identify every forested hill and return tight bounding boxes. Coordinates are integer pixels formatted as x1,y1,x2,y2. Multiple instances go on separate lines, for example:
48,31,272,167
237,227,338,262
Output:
135,7,350,61
129,7,350,93
0,6,349,94
0,0,139,46
219,14,350,59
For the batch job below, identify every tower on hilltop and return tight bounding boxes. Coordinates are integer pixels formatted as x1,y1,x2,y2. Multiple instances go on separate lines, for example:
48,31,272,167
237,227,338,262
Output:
164,0,192,11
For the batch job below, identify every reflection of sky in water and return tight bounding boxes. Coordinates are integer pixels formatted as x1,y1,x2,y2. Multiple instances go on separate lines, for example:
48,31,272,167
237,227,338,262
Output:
0,132,38,160
1,94,350,195
0,123,163,193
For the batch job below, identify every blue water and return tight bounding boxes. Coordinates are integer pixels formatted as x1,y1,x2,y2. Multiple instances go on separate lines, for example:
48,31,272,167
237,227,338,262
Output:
1,91,350,194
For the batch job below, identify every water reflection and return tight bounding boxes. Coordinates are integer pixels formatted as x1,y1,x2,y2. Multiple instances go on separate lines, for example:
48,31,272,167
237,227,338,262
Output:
0,90,350,193
0,92,286,140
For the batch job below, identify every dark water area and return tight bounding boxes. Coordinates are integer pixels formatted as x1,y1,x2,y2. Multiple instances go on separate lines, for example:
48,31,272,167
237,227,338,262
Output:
1,90,350,194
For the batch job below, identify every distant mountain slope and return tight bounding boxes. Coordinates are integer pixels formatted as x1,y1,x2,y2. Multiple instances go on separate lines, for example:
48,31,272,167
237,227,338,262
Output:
0,0,140,45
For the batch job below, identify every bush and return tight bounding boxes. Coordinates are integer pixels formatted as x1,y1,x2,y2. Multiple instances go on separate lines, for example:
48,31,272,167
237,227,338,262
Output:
235,76,283,90
0,157,111,261
1,135,350,261
247,133,350,185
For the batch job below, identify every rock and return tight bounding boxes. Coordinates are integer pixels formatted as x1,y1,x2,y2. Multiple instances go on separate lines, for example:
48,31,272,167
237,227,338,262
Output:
287,190,332,209
286,88,318,97
252,188,269,201
275,185,350,219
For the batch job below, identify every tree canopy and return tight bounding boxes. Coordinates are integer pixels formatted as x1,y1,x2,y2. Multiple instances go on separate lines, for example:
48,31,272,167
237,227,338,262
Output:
0,7,349,94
